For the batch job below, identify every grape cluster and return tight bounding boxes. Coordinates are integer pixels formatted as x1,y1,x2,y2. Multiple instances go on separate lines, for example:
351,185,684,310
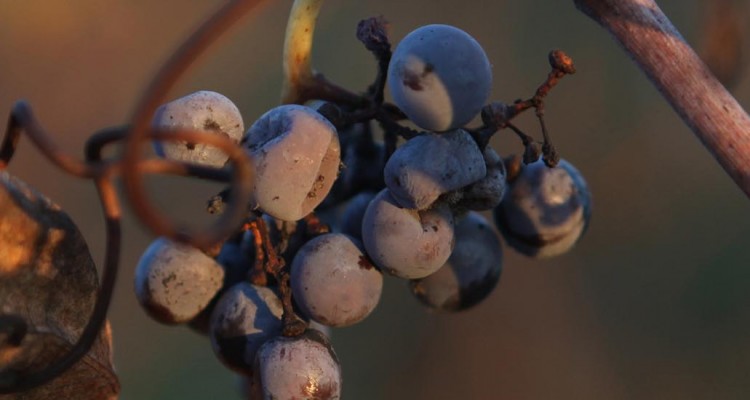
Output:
135,21,589,399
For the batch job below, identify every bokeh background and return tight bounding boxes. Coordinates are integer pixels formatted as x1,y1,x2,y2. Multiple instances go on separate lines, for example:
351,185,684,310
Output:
1,0,749,398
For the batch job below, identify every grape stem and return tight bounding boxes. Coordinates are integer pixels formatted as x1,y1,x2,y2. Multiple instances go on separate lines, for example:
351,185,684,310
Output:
473,50,575,166
281,0,365,106
574,0,750,199
254,216,307,337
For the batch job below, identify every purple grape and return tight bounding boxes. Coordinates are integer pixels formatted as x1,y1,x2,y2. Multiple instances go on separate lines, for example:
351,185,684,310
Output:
339,191,377,240
384,129,486,210
134,237,224,324
291,233,383,327
388,24,492,131
459,147,508,211
152,90,244,167
410,211,502,311
250,330,341,400
494,157,591,258
243,104,341,221
209,282,283,374
361,189,455,279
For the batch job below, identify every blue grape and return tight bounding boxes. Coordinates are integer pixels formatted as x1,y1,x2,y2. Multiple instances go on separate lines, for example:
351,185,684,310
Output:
209,282,283,374
384,129,486,210
494,157,591,258
458,147,507,211
339,191,377,240
410,211,502,311
388,24,492,131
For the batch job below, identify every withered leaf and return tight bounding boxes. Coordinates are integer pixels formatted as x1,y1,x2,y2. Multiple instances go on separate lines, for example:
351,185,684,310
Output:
0,171,119,399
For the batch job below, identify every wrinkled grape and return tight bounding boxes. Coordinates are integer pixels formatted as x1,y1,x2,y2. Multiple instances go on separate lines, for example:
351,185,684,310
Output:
134,237,224,324
243,105,341,221
152,90,244,167
385,129,485,210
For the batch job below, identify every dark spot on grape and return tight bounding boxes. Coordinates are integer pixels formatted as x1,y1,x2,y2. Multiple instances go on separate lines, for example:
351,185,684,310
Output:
273,196,280,201
204,119,221,131
207,106,214,112
402,70,423,91
280,348,286,358
358,255,374,270
431,225,438,232
162,273,177,287
186,142,196,150
423,63,434,74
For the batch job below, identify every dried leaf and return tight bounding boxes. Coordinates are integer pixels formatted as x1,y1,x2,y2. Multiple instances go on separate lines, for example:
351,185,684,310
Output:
0,171,119,399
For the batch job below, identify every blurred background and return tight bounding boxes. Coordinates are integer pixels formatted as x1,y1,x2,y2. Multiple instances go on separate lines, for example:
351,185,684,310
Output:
1,0,749,398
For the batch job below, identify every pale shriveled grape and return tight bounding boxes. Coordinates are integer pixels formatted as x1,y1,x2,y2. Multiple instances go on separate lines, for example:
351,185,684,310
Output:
152,90,244,167
243,105,341,221
134,237,225,324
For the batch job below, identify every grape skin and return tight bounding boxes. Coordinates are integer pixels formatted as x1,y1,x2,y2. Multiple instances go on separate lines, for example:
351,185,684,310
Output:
384,129,486,210
291,233,383,327
209,282,283,374
134,237,225,324
152,90,244,167
361,188,455,279
458,147,508,211
339,191,377,240
243,104,341,221
494,158,592,258
388,24,492,132
251,329,341,400
410,211,502,312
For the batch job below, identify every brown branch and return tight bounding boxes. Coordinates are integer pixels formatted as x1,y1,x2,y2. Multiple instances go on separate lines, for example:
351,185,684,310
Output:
574,0,750,199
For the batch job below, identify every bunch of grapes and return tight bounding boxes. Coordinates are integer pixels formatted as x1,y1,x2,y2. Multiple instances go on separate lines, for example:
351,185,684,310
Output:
134,20,590,400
